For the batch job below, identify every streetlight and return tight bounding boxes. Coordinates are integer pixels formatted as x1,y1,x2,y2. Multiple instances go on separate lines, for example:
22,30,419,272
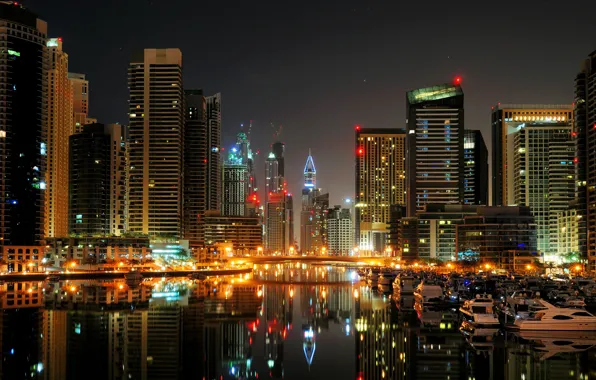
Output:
321,247,327,256
257,246,263,256
575,264,582,274
484,263,491,270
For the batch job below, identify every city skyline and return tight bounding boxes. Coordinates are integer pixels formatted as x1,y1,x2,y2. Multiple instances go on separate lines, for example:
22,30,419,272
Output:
26,0,595,209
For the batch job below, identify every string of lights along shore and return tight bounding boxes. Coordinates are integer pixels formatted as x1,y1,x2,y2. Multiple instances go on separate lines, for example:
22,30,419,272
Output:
0,1,595,275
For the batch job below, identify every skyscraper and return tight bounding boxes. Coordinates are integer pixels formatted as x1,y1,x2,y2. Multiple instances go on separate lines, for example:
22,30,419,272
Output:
183,90,221,248
68,73,96,133
575,51,596,271
0,2,48,246
128,49,183,238
300,150,319,253
69,123,127,236
463,130,488,205
45,37,73,239
491,104,574,260
406,81,465,216
355,128,406,253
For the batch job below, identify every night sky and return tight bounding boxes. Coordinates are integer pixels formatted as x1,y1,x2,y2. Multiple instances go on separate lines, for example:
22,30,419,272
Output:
27,0,596,218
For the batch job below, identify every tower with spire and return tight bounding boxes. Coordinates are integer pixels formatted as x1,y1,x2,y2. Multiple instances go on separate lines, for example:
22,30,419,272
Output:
304,149,316,188
300,150,329,255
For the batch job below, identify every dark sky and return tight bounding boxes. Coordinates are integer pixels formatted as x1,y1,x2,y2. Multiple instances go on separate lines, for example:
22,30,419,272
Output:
27,0,596,232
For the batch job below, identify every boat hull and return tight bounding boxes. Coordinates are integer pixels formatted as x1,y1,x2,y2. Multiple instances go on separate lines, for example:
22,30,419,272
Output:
514,320,596,331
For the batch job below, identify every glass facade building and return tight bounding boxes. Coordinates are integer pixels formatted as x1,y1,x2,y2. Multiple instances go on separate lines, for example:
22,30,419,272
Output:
0,3,47,246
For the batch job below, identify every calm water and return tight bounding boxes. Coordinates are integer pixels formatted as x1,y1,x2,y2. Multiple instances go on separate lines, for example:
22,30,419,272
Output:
0,264,595,379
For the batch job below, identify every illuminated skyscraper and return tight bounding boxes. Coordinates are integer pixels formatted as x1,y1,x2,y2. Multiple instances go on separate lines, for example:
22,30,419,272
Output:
68,73,96,133
222,153,249,216
0,2,48,246
45,37,73,239
491,104,574,259
576,51,596,271
128,49,183,238
355,128,406,253
406,81,465,216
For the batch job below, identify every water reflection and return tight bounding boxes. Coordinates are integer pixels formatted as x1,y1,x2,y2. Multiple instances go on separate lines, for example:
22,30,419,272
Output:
0,266,593,379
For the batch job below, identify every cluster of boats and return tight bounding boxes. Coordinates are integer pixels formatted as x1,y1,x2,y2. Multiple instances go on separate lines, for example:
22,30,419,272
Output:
359,268,596,331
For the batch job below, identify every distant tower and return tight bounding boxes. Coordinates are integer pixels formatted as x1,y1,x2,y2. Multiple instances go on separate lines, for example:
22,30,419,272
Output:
272,141,285,178
300,150,322,253
265,152,281,196
303,149,316,188
222,144,249,216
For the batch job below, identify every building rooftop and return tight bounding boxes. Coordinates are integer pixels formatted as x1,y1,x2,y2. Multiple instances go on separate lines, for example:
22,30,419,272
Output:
492,103,572,110
407,83,463,105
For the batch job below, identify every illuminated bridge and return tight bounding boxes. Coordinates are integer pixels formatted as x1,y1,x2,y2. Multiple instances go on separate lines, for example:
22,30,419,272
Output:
237,256,389,266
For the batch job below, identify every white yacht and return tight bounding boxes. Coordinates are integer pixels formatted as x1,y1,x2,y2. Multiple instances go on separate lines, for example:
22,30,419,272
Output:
513,299,596,331
459,294,499,327
414,282,444,306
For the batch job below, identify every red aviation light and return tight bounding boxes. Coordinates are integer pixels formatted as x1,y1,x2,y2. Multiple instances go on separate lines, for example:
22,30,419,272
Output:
574,157,579,164
454,76,461,85
355,125,361,131
358,147,364,155
572,132,577,137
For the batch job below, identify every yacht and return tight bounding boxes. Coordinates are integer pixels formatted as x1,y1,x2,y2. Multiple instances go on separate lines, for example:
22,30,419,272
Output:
513,299,596,331
414,281,444,306
393,275,415,295
459,294,500,327
556,294,586,308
